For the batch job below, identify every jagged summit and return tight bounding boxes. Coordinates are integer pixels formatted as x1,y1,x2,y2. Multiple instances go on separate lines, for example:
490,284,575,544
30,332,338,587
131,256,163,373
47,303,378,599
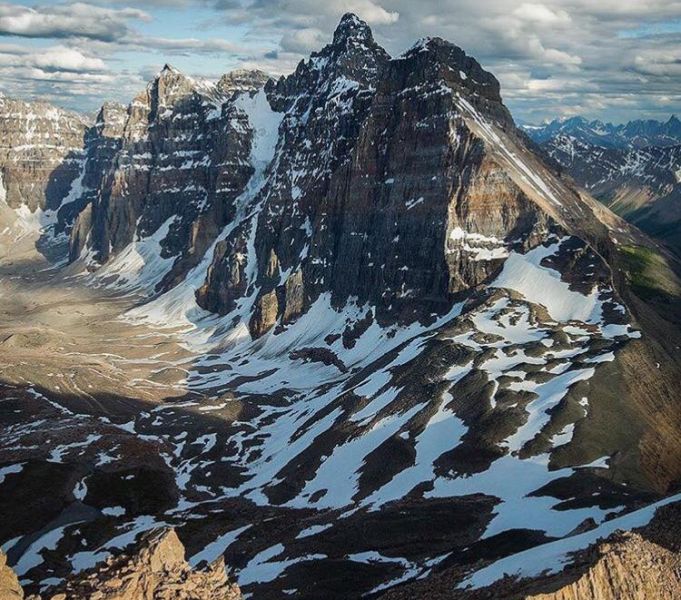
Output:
399,35,503,105
323,12,387,64
332,12,374,46
160,63,180,76
268,13,389,102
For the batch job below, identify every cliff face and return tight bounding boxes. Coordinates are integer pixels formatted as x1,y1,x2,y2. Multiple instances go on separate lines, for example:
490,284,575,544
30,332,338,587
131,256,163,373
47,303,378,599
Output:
0,96,87,214
73,66,269,291
67,102,127,261
195,16,602,335
0,95,89,256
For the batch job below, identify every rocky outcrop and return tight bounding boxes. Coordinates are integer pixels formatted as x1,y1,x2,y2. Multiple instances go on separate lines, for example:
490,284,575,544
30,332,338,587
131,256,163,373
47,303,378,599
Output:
3,528,241,600
1,549,23,599
249,288,280,337
513,501,681,600
380,501,681,600
526,532,681,600
217,69,269,96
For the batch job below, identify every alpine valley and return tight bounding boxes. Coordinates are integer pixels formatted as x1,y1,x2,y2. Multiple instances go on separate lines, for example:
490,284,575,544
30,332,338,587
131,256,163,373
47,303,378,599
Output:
1,13,681,600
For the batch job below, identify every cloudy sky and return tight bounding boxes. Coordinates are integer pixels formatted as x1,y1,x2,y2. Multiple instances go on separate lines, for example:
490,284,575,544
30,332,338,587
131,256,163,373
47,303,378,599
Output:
0,0,679,123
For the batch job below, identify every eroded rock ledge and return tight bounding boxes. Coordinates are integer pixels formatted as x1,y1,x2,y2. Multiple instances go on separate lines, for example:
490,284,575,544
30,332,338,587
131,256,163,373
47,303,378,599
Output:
2,528,241,600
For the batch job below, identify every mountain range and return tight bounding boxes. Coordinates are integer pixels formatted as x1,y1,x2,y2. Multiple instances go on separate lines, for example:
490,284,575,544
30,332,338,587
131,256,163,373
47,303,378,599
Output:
523,115,681,148
1,13,680,600
524,117,681,254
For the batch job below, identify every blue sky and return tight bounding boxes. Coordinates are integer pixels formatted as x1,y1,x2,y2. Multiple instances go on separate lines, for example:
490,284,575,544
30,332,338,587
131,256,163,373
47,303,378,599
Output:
1,1,680,124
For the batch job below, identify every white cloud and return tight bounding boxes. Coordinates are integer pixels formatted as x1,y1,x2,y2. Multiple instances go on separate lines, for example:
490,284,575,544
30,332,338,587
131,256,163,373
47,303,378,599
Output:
0,2,150,42
32,46,107,72
339,0,399,24
513,3,571,24
633,49,681,77
0,0,680,122
280,28,326,53
138,36,249,54
0,43,106,73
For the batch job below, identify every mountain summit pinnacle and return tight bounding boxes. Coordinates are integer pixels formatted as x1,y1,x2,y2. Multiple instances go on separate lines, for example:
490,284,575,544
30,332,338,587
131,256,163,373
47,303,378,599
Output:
332,13,374,46
159,63,180,77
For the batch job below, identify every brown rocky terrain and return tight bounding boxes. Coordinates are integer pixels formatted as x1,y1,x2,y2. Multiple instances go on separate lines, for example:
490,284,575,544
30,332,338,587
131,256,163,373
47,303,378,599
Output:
1,548,23,599
1,528,241,600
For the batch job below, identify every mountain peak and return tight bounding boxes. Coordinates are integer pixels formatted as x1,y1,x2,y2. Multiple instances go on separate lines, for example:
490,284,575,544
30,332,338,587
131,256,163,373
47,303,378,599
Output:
161,63,179,75
332,13,373,46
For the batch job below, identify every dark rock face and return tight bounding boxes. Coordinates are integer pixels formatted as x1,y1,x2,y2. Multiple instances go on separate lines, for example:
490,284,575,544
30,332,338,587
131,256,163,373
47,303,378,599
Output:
197,19,553,335
65,102,127,259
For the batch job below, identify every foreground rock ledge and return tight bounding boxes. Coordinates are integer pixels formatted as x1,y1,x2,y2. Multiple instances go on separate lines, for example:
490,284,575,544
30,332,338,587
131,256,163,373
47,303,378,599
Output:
2,528,241,600
380,502,681,599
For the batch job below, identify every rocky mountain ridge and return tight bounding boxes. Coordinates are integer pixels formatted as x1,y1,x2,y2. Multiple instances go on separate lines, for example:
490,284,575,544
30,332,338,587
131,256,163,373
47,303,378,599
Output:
2,14,641,332
2,503,679,600
70,13,642,337
381,497,681,599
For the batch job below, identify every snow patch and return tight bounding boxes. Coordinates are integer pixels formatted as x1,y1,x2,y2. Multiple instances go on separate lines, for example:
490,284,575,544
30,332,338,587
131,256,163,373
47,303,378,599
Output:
91,216,178,294
491,241,600,323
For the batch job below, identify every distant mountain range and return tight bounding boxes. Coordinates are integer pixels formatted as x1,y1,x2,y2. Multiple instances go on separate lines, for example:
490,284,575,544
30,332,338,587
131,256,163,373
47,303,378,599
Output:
525,116,681,254
523,115,681,149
